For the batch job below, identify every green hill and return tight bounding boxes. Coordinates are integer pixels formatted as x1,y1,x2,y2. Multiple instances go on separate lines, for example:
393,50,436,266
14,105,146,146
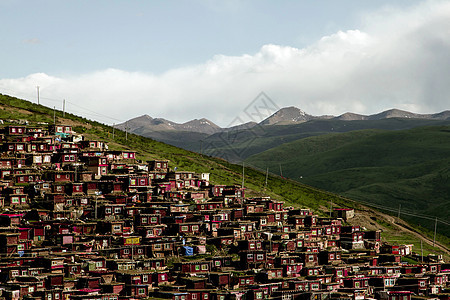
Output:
0,93,349,213
246,126,450,236
199,118,450,162
1,93,449,256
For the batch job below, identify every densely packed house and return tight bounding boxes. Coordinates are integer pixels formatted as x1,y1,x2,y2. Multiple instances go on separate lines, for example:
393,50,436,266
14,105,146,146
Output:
0,122,448,300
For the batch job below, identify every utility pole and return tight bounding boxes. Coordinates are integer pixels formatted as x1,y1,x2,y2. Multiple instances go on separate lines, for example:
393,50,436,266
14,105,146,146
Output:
53,106,56,124
125,122,128,141
264,167,268,190
94,195,98,219
398,204,401,219
62,99,66,117
421,240,424,262
433,217,437,247
36,86,40,105
242,162,245,189
329,199,332,217
112,123,115,139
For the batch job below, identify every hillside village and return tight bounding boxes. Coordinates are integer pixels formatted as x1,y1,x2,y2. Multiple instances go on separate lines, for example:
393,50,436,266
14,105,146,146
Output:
0,121,448,300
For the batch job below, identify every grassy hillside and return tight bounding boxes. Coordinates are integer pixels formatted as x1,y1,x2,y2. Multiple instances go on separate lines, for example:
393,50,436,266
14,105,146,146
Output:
246,126,450,236
0,93,351,212
1,93,449,255
199,118,450,162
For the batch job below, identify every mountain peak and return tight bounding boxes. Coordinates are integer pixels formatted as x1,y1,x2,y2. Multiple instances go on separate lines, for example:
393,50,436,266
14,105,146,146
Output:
260,106,312,125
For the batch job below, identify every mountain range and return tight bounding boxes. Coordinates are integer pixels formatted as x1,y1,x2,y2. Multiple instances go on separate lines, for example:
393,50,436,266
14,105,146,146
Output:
118,107,450,135
117,107,450,159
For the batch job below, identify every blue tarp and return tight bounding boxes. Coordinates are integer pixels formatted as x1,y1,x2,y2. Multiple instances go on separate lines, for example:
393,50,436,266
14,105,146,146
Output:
181,246,194,256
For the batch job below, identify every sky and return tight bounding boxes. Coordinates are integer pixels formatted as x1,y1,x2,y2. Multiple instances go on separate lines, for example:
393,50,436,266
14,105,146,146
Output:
0,0,449,126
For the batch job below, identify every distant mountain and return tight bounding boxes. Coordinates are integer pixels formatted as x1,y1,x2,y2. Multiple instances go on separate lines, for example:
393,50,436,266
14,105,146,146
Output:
222,121,258,132
260,106,315,125
335,109,450,121
334,112,368,121
117,115,221,135
119,107,450,162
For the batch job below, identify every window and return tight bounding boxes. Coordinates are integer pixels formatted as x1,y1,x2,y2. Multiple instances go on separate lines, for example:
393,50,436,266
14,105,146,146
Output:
124,249,130,254
151,217,157,223
192,225,199,231
138,288,145,295
201,264,208,270
55,293,60,299
256,254,264,261
181,226,189,232
143,275,148,282
105,208,112,214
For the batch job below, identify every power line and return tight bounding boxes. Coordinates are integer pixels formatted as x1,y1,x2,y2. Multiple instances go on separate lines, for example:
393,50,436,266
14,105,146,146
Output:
243,161,450,227
0,89,125,124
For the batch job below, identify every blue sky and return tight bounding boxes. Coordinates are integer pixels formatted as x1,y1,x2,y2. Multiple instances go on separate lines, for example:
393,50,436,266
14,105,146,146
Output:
1,0,448,126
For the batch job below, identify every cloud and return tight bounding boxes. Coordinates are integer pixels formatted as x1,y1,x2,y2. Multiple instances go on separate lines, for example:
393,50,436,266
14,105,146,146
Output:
1,0,450,126
23,38,41,44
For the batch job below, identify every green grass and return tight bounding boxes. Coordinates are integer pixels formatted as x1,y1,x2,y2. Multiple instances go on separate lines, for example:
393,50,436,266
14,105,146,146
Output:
1,93,448,255
0,93,354,213
246,126,450,237
200,118,450,162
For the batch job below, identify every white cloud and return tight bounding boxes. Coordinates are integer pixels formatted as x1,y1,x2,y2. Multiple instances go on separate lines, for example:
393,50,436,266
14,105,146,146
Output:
23,38,41,44
1,0,450,126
